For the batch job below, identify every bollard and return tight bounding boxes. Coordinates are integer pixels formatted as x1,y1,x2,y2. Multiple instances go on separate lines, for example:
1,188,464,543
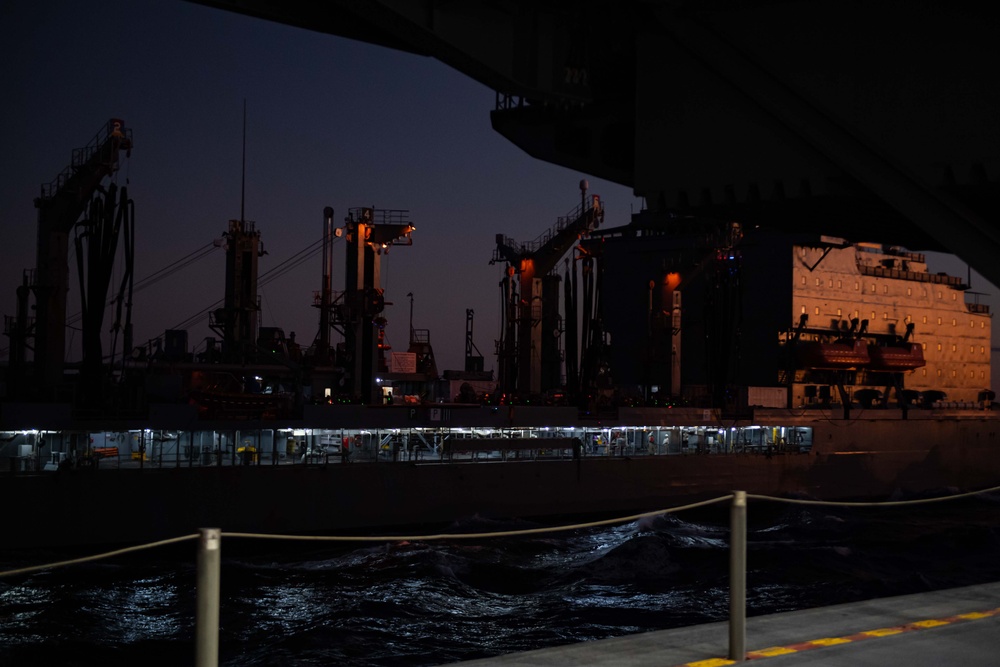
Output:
195,528,222,667
729,491,747,661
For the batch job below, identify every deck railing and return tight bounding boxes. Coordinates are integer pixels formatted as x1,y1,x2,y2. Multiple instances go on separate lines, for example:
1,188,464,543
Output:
3,484,999,666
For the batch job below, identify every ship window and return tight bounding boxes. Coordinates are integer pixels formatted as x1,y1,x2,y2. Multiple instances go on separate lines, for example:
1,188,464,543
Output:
937,370,942,377
854,282,859,291
952,319,956,326
801,276,806,285
937,344,942,351
981,346,986,354
922,343,927,350
814,306,820,315
882,312,888,320
907,287,912,296
971,321,975,328
801,305,806,314
952,293,957,300
905,315,911,323
937,317,942,325
883,285,888,294
816,278,821,286
870,284,876,293
952,344,957,352
837,308,842,317
982,322,986,328
937,291,942,299
970,370,975,378
828,279,833,288
952,370,957,378
922,369,927,376
838,280,843,288
871,311,876,320
982,371,986,379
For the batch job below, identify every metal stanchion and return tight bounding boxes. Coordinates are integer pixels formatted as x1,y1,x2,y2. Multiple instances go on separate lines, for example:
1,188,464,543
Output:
195,528,222,667
729,491,747,661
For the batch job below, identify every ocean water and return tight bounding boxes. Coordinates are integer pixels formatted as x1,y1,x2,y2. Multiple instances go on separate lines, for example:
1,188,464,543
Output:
2,496,1000,666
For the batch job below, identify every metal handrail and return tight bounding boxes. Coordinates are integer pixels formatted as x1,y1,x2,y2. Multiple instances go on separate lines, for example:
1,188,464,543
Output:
39,119,131,200
497,196,600,255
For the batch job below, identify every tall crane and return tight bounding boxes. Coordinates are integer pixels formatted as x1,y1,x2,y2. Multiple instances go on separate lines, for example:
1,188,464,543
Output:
336,207,415,403
20,119,132,398
492,181,603,396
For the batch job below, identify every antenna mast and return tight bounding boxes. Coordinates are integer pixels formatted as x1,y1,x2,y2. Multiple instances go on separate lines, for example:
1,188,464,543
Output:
240,99,246,224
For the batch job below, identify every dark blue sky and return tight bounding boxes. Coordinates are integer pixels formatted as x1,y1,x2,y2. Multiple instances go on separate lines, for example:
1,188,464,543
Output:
0,0,641,373
2,1,995,378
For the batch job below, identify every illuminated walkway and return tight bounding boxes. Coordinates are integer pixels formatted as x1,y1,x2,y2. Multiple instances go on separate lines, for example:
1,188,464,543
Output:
453,581,1000,666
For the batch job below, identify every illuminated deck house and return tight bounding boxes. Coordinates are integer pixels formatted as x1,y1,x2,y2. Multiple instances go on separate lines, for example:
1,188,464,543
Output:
583,219,991,411
789,239,991,407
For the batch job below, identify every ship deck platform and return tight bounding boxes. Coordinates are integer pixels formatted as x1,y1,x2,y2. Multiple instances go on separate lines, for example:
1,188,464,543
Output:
453,580,1000,666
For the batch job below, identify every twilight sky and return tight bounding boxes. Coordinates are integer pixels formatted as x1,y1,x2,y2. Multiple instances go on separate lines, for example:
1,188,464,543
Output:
0,0,642,374
1,0,995,381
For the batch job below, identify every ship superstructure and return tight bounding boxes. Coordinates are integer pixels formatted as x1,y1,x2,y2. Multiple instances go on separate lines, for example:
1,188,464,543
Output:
789,239,990,407
581,216,991,413
1,122,998,552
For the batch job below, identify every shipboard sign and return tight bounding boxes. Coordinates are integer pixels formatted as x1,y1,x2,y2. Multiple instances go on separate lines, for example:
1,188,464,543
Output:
390,352,417,373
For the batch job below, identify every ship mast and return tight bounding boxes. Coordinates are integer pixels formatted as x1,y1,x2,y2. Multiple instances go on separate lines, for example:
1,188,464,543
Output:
209,101,263,362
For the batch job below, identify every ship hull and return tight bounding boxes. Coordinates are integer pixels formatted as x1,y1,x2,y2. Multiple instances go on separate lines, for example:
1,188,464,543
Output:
2,409,998,551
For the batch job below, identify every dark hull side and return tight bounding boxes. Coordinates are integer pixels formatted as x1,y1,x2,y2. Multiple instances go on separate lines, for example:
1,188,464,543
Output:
3,413,999,551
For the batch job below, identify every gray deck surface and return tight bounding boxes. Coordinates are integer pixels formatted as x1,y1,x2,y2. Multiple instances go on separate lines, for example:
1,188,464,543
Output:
453,581,1000,666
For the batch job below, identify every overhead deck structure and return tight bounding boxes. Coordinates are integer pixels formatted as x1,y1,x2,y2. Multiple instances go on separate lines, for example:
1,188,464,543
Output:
189,0,1000,287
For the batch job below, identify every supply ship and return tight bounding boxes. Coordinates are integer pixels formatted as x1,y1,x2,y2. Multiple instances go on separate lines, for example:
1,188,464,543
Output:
1,120,998,551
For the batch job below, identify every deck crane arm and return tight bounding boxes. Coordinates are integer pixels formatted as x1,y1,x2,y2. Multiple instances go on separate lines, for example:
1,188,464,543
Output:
34,119,132,232
28,119,133,395
491,192,604,396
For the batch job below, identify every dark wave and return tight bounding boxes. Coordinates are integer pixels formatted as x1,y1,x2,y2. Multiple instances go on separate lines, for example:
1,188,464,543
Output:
2,498,1000,666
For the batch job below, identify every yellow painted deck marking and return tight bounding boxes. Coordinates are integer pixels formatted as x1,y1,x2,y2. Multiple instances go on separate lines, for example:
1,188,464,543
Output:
674,606,1000,666
747,646,797,657
956,611,994,620
860,627,906,637
806,637,852,646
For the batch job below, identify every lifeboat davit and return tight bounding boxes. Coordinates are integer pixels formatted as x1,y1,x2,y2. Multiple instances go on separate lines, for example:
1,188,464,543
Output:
867,342,926,371
795,339,870,369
